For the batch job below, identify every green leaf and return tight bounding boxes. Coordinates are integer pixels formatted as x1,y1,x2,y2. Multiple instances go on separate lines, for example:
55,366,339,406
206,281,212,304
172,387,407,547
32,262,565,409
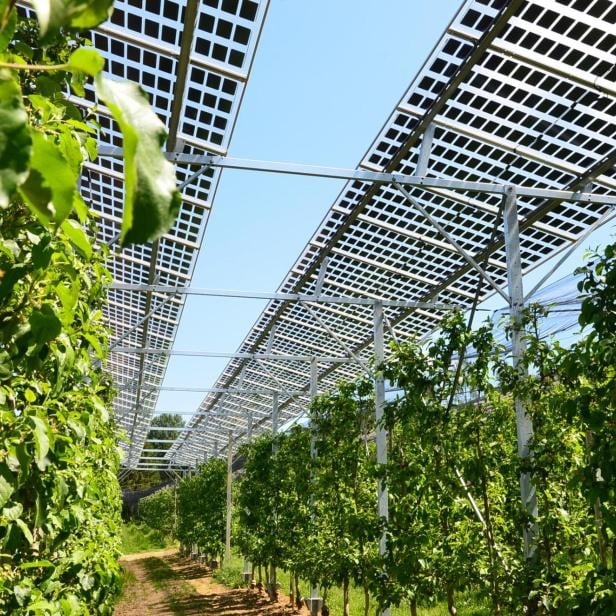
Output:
30,416,50,471
0,475,13,508
84,333,104,359
29,304,62,344
19,132,76,226
32,0,114,43
84,137,98,161
56,279,79,316
0,4,17,53
3,502,22,520
66,48,105,77
0,262,27,300
73,192,89,223
95,76,181,246
0,350,10,380
15,519,33,544
61,219,92,258
0,70,32,207
18,560,54,569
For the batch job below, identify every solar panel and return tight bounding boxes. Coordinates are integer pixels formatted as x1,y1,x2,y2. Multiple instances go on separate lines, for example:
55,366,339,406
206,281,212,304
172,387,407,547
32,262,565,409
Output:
18,0,270,467
161,0,616,468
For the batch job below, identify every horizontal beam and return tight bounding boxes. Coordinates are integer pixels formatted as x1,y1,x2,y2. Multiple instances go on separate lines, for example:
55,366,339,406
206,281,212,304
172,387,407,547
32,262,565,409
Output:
97,149,616,205
117,384,306,395
144,428,212,433
109,283,464,309
111,348,367,364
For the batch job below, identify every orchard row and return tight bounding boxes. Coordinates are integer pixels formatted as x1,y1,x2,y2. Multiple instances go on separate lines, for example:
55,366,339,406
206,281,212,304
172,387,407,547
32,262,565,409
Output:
141,239,616,616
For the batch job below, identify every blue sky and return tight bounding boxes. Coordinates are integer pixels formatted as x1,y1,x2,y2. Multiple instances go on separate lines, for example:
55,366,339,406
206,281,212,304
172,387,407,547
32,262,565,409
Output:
153,0,615,417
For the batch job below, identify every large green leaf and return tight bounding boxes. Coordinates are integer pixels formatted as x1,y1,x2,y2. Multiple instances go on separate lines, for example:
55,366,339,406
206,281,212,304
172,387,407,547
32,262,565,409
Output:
32,0,114,43
29,303,62,344
95,76,181,246
66,48,105,77
15,518,33,544
19,132,76,225
30,416,50,471
0,2,17,53
0,70,32,207
61,219,92,258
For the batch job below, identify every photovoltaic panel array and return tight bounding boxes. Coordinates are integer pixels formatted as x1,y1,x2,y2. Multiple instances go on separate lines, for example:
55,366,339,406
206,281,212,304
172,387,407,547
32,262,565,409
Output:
18,0,269,468
163,0,616,468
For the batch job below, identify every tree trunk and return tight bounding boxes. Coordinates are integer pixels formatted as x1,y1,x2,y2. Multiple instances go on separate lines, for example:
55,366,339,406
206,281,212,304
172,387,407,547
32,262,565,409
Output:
363,580,370,616
289,571,294,607
447,585,457,616
258,563,262,590
269,563,277,601
410,597,418,616
294,572,300,608
343,576,350,616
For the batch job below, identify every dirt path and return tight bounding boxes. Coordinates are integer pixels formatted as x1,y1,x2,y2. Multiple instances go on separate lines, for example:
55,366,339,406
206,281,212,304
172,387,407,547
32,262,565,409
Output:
115,549,309,616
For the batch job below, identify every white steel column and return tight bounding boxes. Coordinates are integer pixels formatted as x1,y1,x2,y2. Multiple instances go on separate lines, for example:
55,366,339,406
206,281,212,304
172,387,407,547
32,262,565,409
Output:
224,430,233,564
373,301,390,616
271,391,279,437
502,187,537,560
243,407,253,583
269,391,280,599
309,358,322,616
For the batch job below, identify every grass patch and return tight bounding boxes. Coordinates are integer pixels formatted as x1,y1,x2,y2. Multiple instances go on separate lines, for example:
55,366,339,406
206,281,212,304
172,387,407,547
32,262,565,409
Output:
215,553,490,615
213,554,245,588
141,556,176,588
117,565,137,602
121,521,175,554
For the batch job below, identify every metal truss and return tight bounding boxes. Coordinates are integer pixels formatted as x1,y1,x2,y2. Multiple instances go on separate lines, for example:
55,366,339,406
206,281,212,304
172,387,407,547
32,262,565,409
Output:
40,0,614,474
154,0,616,474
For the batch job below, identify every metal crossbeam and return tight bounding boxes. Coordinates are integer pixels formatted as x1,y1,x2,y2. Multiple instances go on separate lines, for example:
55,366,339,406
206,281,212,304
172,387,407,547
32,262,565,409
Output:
97,149,616,205
111,348,365,363
109,283,467,310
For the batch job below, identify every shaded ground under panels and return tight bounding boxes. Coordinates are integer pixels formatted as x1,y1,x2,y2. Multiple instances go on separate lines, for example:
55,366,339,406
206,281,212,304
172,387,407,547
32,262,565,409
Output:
115,548,309,616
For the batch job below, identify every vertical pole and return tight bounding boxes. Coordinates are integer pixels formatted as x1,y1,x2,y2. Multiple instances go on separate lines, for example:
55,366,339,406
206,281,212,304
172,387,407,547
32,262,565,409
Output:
502,187,537,560
415,122,435,176
243,407,253,583
309,358,322,616
213,439,219,459
272,391,279,438
269,391,279,600
373,300,390,616
225,430,233,564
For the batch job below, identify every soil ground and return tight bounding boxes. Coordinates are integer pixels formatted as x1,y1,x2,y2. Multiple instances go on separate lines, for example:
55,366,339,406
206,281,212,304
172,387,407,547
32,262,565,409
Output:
115,548,310,616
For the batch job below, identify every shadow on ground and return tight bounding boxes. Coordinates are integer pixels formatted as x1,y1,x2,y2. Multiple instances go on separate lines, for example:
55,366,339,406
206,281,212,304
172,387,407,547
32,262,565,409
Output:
116,551,298,616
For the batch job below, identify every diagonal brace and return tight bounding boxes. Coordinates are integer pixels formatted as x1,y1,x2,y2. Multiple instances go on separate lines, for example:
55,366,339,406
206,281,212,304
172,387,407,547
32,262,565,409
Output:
301,302,372,378
393,181,510,304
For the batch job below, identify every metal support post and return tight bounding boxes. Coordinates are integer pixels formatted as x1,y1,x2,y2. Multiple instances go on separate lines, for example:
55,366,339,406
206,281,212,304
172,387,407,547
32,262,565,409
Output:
373,301,390,616
415,122,435,176
308,358,322,616
247,411,253,441
225,430,233,565
271,391,279,438
502,187,537,560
